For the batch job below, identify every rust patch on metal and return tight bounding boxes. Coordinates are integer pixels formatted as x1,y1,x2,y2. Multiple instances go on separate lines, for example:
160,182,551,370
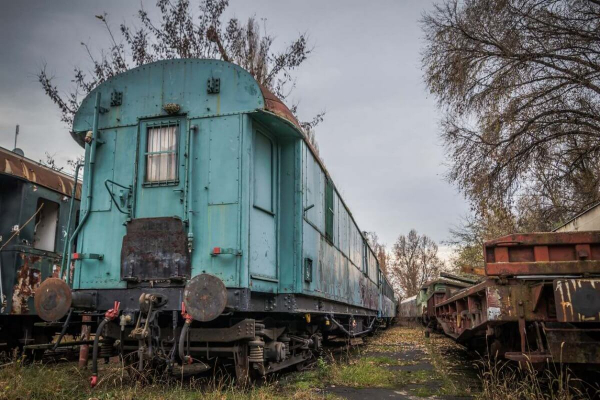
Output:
121,217,191,281
484,232,600,276
34,277,72,322
10,255,42,314
554,279,600,322
183,274,228,322
358,275,378,310
260,85,302,132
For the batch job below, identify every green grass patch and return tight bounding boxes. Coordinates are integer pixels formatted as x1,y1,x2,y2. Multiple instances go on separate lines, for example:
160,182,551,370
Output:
0,359,335,400
412,385,438,397
360,356,398,366
305,355,435,390
331,359,396,388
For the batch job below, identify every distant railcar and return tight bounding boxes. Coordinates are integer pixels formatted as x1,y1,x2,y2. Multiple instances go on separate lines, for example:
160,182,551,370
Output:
34,59,397,384
398,275,475,323
0,147,80,354
418,274,476,325
399,295,417,320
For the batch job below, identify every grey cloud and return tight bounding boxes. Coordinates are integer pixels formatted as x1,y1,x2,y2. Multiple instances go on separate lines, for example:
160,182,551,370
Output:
0,0,468,246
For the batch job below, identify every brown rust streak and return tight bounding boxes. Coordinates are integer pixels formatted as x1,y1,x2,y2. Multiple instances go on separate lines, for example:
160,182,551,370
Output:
486,232,600,247
486,261,600,276
52,264,61,278
10,255,42,314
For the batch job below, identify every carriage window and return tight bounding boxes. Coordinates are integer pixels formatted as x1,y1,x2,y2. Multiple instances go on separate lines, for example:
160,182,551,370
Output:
145,125,178,183
33,198,59,252
254,132,274,213
325,179,334,242
363,241,369,275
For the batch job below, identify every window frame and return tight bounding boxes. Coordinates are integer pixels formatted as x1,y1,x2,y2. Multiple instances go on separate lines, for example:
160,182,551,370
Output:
324,178,334,242
33,197,60,252
253,130,276,215
362,240,369,276
143,120,180,187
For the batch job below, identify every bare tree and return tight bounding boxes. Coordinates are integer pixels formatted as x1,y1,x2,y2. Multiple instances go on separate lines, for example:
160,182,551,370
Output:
39,153,85,175
38,0,322,147
365,231,389,275
422,0,600,230
446,206,517,272
39,152,64,172
389,230,443,297
67,155,86,172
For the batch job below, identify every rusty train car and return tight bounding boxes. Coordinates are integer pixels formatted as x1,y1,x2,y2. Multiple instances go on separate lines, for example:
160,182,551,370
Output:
419,273,476,325
0,146,80,353
434,232,600,366
33,59,397,385
398,274,476,323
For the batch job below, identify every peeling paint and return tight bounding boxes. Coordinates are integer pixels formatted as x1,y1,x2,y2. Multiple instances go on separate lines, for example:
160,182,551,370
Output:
554,279,600,322
0,294,6,313
487,306,501,320
10,256,42,314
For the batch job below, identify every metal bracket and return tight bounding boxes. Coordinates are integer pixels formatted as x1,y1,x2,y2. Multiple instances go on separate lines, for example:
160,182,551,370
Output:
73,253,104,260
105,179,132,216
207,77,220,94
211,247,242,256
110,91,123,107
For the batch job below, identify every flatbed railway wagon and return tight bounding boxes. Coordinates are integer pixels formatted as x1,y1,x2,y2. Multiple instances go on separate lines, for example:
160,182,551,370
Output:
33,59,397,385
418,273,476,325
0,146,80,353
398,276,474,323
435,232,600,366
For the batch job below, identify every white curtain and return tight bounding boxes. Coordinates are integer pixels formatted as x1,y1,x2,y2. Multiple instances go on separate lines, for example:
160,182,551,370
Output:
146,126,177,182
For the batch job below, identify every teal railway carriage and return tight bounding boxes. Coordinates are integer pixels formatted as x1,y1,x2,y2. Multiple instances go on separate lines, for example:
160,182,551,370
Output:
35,59,396,383
0,146,80,352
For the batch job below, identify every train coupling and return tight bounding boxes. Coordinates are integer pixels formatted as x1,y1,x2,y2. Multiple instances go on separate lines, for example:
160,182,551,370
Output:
104,301,121,321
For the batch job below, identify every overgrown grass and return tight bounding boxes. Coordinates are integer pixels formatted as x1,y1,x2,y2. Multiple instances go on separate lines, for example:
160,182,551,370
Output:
0,357,334,400
11,325,593,400
290,351,436,392
422,330,478,397
476,357,598,400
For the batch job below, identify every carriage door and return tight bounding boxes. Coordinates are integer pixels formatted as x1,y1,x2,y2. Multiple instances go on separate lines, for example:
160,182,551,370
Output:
134,119,186,219
249,130,278,290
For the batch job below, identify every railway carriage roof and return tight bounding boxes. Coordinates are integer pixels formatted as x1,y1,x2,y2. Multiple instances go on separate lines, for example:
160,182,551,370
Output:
420,277,473,290
0,146,81,198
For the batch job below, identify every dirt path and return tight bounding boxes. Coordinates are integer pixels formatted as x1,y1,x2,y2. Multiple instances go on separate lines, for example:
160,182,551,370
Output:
321,323,481,399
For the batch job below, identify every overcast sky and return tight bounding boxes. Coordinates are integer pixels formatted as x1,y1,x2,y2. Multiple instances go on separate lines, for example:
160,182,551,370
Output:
0,0,468,253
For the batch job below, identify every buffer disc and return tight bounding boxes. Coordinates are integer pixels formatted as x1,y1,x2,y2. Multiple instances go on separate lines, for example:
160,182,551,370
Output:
34,278,72,322
183,274,228,322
